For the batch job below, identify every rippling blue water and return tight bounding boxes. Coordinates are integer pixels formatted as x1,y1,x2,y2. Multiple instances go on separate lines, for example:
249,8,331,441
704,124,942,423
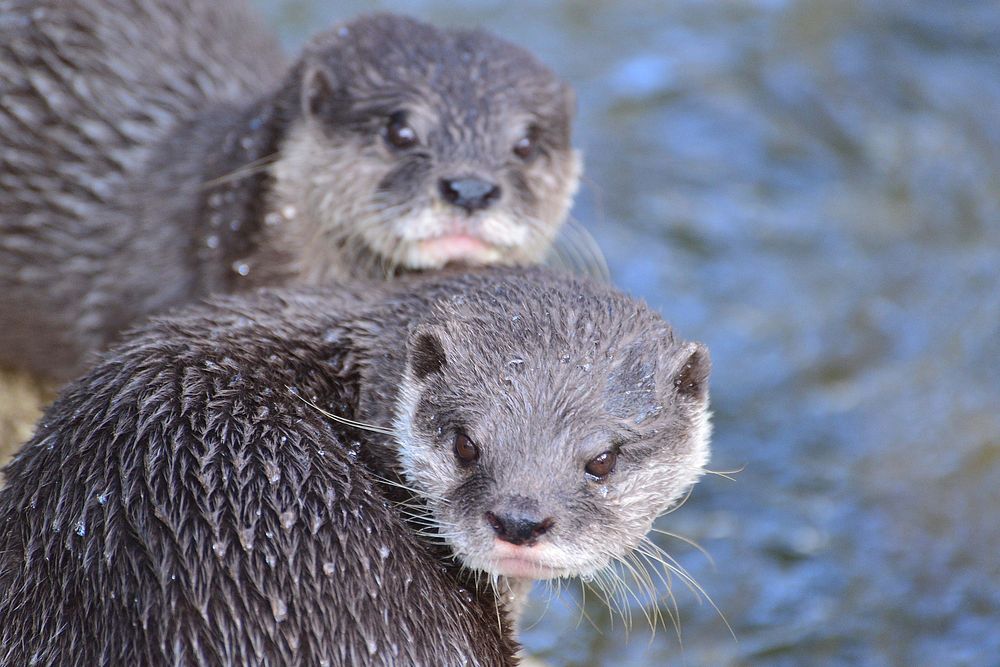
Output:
256,2,1000,664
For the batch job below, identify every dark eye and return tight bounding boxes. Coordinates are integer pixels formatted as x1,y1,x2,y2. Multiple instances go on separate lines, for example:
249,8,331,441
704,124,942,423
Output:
453,432,479,466
585,450,617,480
385,111,418,149
513,127,539,161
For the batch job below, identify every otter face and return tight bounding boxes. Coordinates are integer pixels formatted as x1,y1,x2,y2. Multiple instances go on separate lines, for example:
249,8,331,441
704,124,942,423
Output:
271,14,580,280
391,293,711,583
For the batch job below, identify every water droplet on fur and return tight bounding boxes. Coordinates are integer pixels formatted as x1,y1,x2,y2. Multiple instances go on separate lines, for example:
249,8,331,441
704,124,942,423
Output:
510,314,522,324
208,193,223,208
232,260,250,276
229,219,241,231
97,493,109,505
264,462,280,483
598,486,610,498
271,597,288,622
266,554,277,568
281,204,297,219
379,545,390,560
205,235,219,249
74,520,86,536
52,523,61,533
280,511,296,531
323,561,336,576
209,213,222,227
366,639,377,655
264,212,282,226
457,587,474,603
239,136,253,150
238,527,254,551
212,542,224,557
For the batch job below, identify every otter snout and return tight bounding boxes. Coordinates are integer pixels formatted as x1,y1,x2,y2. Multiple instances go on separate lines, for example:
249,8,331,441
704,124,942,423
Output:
439,176,502,213
485,504,555,546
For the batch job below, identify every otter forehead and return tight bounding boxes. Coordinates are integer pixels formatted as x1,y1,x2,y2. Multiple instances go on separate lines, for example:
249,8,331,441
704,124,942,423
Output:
313,15,563,98
406,273,686,456
303,14,570,134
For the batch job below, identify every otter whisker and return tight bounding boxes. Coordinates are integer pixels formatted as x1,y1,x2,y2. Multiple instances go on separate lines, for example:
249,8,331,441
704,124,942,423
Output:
648,527,715,566
660,483,697,516
547,216,611,282
610,555,655,635
634,538,736,640
200,152,281,190
370,474,452,505
625,549,678,643
288,387,395,436
702,463,746,481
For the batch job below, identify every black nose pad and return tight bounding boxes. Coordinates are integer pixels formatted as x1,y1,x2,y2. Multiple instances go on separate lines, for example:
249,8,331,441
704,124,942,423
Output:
485,511,555,546
439,177,501,213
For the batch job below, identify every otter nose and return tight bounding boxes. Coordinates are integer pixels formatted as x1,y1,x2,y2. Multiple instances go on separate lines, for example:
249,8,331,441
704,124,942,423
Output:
485,510,554,546
439,177,501,213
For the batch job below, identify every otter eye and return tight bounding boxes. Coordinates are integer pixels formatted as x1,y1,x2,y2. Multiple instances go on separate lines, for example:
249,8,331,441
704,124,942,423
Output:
453,432,479,467
585,450,617,480
512,127,539,161
385,112,418,150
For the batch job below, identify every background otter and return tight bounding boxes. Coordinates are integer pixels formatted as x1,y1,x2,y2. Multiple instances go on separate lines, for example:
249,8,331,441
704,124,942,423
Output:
0,268,710,663
0,0,581,468
0,2,579,383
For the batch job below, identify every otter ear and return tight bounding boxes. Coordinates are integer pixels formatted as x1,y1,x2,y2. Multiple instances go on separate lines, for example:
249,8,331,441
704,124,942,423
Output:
301,62,339,119
671,342,711,402
407,326,448,381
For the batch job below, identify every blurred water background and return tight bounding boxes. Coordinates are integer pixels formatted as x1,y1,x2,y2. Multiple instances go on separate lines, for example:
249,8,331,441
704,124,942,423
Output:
255,1,1000,664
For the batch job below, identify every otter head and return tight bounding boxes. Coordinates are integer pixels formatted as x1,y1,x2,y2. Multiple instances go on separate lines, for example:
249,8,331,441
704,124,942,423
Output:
390,281,711,585
271,14,581,280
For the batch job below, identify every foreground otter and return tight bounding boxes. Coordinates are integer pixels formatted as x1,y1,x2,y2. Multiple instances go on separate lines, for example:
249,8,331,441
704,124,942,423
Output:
0,2,580,383
0,269,710,663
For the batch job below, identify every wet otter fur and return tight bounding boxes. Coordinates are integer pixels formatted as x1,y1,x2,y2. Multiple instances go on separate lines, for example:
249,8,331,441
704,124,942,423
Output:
0,268,711,663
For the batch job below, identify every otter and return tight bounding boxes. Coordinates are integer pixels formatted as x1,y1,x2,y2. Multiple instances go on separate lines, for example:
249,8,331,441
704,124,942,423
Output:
0,2,580,384
0,268,711,663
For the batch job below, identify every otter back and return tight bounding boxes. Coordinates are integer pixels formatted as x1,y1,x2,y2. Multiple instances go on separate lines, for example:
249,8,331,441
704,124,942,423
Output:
0,285,516,665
